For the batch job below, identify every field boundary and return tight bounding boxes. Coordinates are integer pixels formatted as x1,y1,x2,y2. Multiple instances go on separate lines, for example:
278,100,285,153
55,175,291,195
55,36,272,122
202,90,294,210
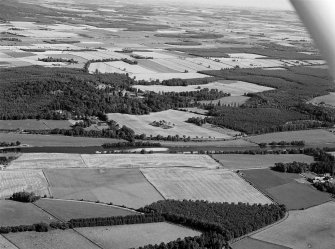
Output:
1,234,21,249
32,202,65,222
230,211,290,244
79,155,89,168
139,169,166,200
41,169,52,197
72,228,105,249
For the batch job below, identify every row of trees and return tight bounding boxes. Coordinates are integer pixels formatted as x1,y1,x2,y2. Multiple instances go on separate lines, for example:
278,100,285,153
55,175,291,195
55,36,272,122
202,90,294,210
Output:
0,141,20,147
10,192,40,203
38,57,78,64
102,141,162,148
272,161,335,175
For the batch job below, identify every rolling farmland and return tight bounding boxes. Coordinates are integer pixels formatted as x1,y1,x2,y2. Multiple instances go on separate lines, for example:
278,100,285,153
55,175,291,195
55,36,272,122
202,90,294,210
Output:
75,222,201,249
0,170,49,198
141,168,272,205
107,109,233,139
44,168,163,208
251,201,335,249
212,154,314,170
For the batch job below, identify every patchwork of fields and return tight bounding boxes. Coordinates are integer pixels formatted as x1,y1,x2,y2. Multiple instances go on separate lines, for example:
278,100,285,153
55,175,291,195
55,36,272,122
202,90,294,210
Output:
107,109,234,139
141,168,272,204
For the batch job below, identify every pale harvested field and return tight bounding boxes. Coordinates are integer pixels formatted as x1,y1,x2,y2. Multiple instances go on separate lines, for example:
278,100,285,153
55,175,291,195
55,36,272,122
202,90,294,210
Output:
81,154,220,169
44,168,163,209
9,153,85,169
0,170,49,198
76,222,201,249
0,235,18,249
141,168,272,204
4,230,100,249
200,96,250,106
107,109,231,139
212,154,314,170
248,129,335,146
134,81,274,96
0,200,56,226
252,201,335,249
308,92,335,107
0,133,123,147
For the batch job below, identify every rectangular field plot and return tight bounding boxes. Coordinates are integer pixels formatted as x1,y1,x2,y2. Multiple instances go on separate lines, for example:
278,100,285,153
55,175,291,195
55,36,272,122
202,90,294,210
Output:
44,168,163,209
141,168,272,205
0,200,56,226
0,119,72,131
133,81,274,96
251,202,335,249
107,109,232,139
248,129,335,146
76,222,201,249
4,230,100,249
9,153,86,169
212,154,314,170
132,72,210,81
35,199,136,221
81,154,220,169
0,170,49,198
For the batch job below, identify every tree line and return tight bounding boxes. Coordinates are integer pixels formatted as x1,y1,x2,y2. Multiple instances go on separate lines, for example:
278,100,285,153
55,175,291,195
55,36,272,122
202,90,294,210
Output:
102,141,162,148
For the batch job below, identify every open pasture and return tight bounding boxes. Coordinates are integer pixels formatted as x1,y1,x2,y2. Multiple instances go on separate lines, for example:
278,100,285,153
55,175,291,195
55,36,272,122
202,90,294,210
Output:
212,154,314,170
44,168,163,209
107,109,231,139
0,133,122,147
81,153,220,169
308,92,335,107
251,201,335,249
0,200,56,226
248,129,335,146
4,229,100,249
141,168,272,205
0,170,49,198
133,81,274,96
35,199,136,221
75,222,201,249
137,59,179,73
9,153,85,169
0,119,71,130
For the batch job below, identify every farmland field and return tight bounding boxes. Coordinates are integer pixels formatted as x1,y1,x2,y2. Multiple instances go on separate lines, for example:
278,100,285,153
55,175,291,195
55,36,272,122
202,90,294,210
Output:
248,129,335,146
44,168,163,208
0,235,18,249
0,170,49,198
0,133,123,147
9,153,86,169
240,169,331,209
75,222,201,249
34,199,136,221
81,154,220,169
232,237,291,249
251,201,335,249
308,92,335,107
212,154,314,170
107,109,233,139
0,200,56,226
141,168,272,204
159,138,258,148
266,182,331,210
4,229,100,249
133,81,274,96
